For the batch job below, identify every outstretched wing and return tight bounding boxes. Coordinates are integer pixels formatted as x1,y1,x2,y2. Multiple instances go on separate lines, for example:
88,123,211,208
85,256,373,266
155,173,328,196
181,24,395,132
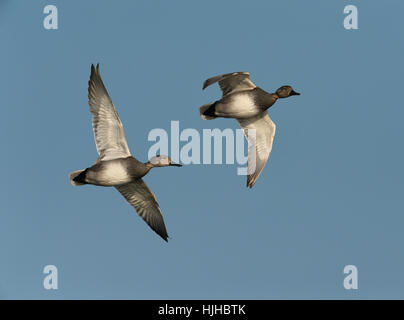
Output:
202,72,256,96
115,179,169,241
88,64,132,161
238,112,276,188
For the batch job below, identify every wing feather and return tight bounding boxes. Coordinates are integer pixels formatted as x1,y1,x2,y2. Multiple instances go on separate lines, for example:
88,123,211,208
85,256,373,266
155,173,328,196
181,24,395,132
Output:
202,72,256,96
115,179,169,241
238,112,276,188
88,64,131,161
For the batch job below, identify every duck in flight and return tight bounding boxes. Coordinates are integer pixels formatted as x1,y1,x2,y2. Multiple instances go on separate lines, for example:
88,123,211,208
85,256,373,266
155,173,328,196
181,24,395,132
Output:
200,72,300,188
69,64,181,242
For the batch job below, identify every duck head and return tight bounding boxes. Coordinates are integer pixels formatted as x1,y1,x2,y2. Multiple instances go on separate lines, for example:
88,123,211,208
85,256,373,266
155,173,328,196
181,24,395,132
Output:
148,155,182,168
275,85,300,98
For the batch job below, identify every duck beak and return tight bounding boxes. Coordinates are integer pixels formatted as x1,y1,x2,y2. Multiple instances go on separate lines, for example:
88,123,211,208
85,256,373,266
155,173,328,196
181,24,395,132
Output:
170,162,182,167
290,90,300,96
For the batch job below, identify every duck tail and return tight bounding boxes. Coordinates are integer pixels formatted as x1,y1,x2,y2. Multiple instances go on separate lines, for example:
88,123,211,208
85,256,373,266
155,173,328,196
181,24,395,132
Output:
199,102,217,120
69,169,87,186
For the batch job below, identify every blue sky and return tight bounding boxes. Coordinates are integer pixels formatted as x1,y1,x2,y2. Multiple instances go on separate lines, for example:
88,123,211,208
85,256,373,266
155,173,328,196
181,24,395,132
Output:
0,0,404,299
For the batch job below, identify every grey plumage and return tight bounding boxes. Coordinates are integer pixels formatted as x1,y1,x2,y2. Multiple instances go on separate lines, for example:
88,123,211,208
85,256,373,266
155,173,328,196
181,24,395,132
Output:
200,72,300,188
116,180,168,241
88,64,131,161
69,64,181,242
203,72,255,96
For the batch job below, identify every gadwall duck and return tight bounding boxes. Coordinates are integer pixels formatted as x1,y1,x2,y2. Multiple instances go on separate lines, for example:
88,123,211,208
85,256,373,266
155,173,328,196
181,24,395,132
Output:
69,64,181,241
200,72,300,188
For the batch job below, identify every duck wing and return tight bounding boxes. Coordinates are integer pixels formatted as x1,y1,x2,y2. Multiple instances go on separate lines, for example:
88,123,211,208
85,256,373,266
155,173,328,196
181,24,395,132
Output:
88,64,132,161
237,112,276,188
115,179,169,241
202,72,256,96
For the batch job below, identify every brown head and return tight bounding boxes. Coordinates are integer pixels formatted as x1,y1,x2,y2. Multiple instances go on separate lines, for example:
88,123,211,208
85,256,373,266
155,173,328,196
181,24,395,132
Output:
275,85,300,99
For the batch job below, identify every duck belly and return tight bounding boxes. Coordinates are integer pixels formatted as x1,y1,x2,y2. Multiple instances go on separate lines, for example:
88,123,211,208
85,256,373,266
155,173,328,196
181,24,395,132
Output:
86,161,132,186
215,93,262,119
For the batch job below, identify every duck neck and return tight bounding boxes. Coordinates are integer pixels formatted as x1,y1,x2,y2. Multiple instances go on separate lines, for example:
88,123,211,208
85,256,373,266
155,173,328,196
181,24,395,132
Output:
264,93,279,110
145,161,154,172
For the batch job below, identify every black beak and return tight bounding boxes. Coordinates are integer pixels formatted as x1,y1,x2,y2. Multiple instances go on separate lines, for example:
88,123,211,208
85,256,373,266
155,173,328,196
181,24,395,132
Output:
290,90,300,96
170,162,182,167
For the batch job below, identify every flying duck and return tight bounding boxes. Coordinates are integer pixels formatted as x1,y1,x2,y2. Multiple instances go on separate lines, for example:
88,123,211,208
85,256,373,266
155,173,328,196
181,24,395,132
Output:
69,64,181,241
199,72,300,188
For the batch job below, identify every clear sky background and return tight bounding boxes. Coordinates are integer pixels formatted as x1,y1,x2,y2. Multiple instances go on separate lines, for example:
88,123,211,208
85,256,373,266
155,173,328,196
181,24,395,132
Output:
1,0,403,299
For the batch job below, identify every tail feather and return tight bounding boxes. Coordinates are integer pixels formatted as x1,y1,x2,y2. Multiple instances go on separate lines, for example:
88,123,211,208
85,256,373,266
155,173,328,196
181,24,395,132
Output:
199,102,217,120
69,169,87,186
